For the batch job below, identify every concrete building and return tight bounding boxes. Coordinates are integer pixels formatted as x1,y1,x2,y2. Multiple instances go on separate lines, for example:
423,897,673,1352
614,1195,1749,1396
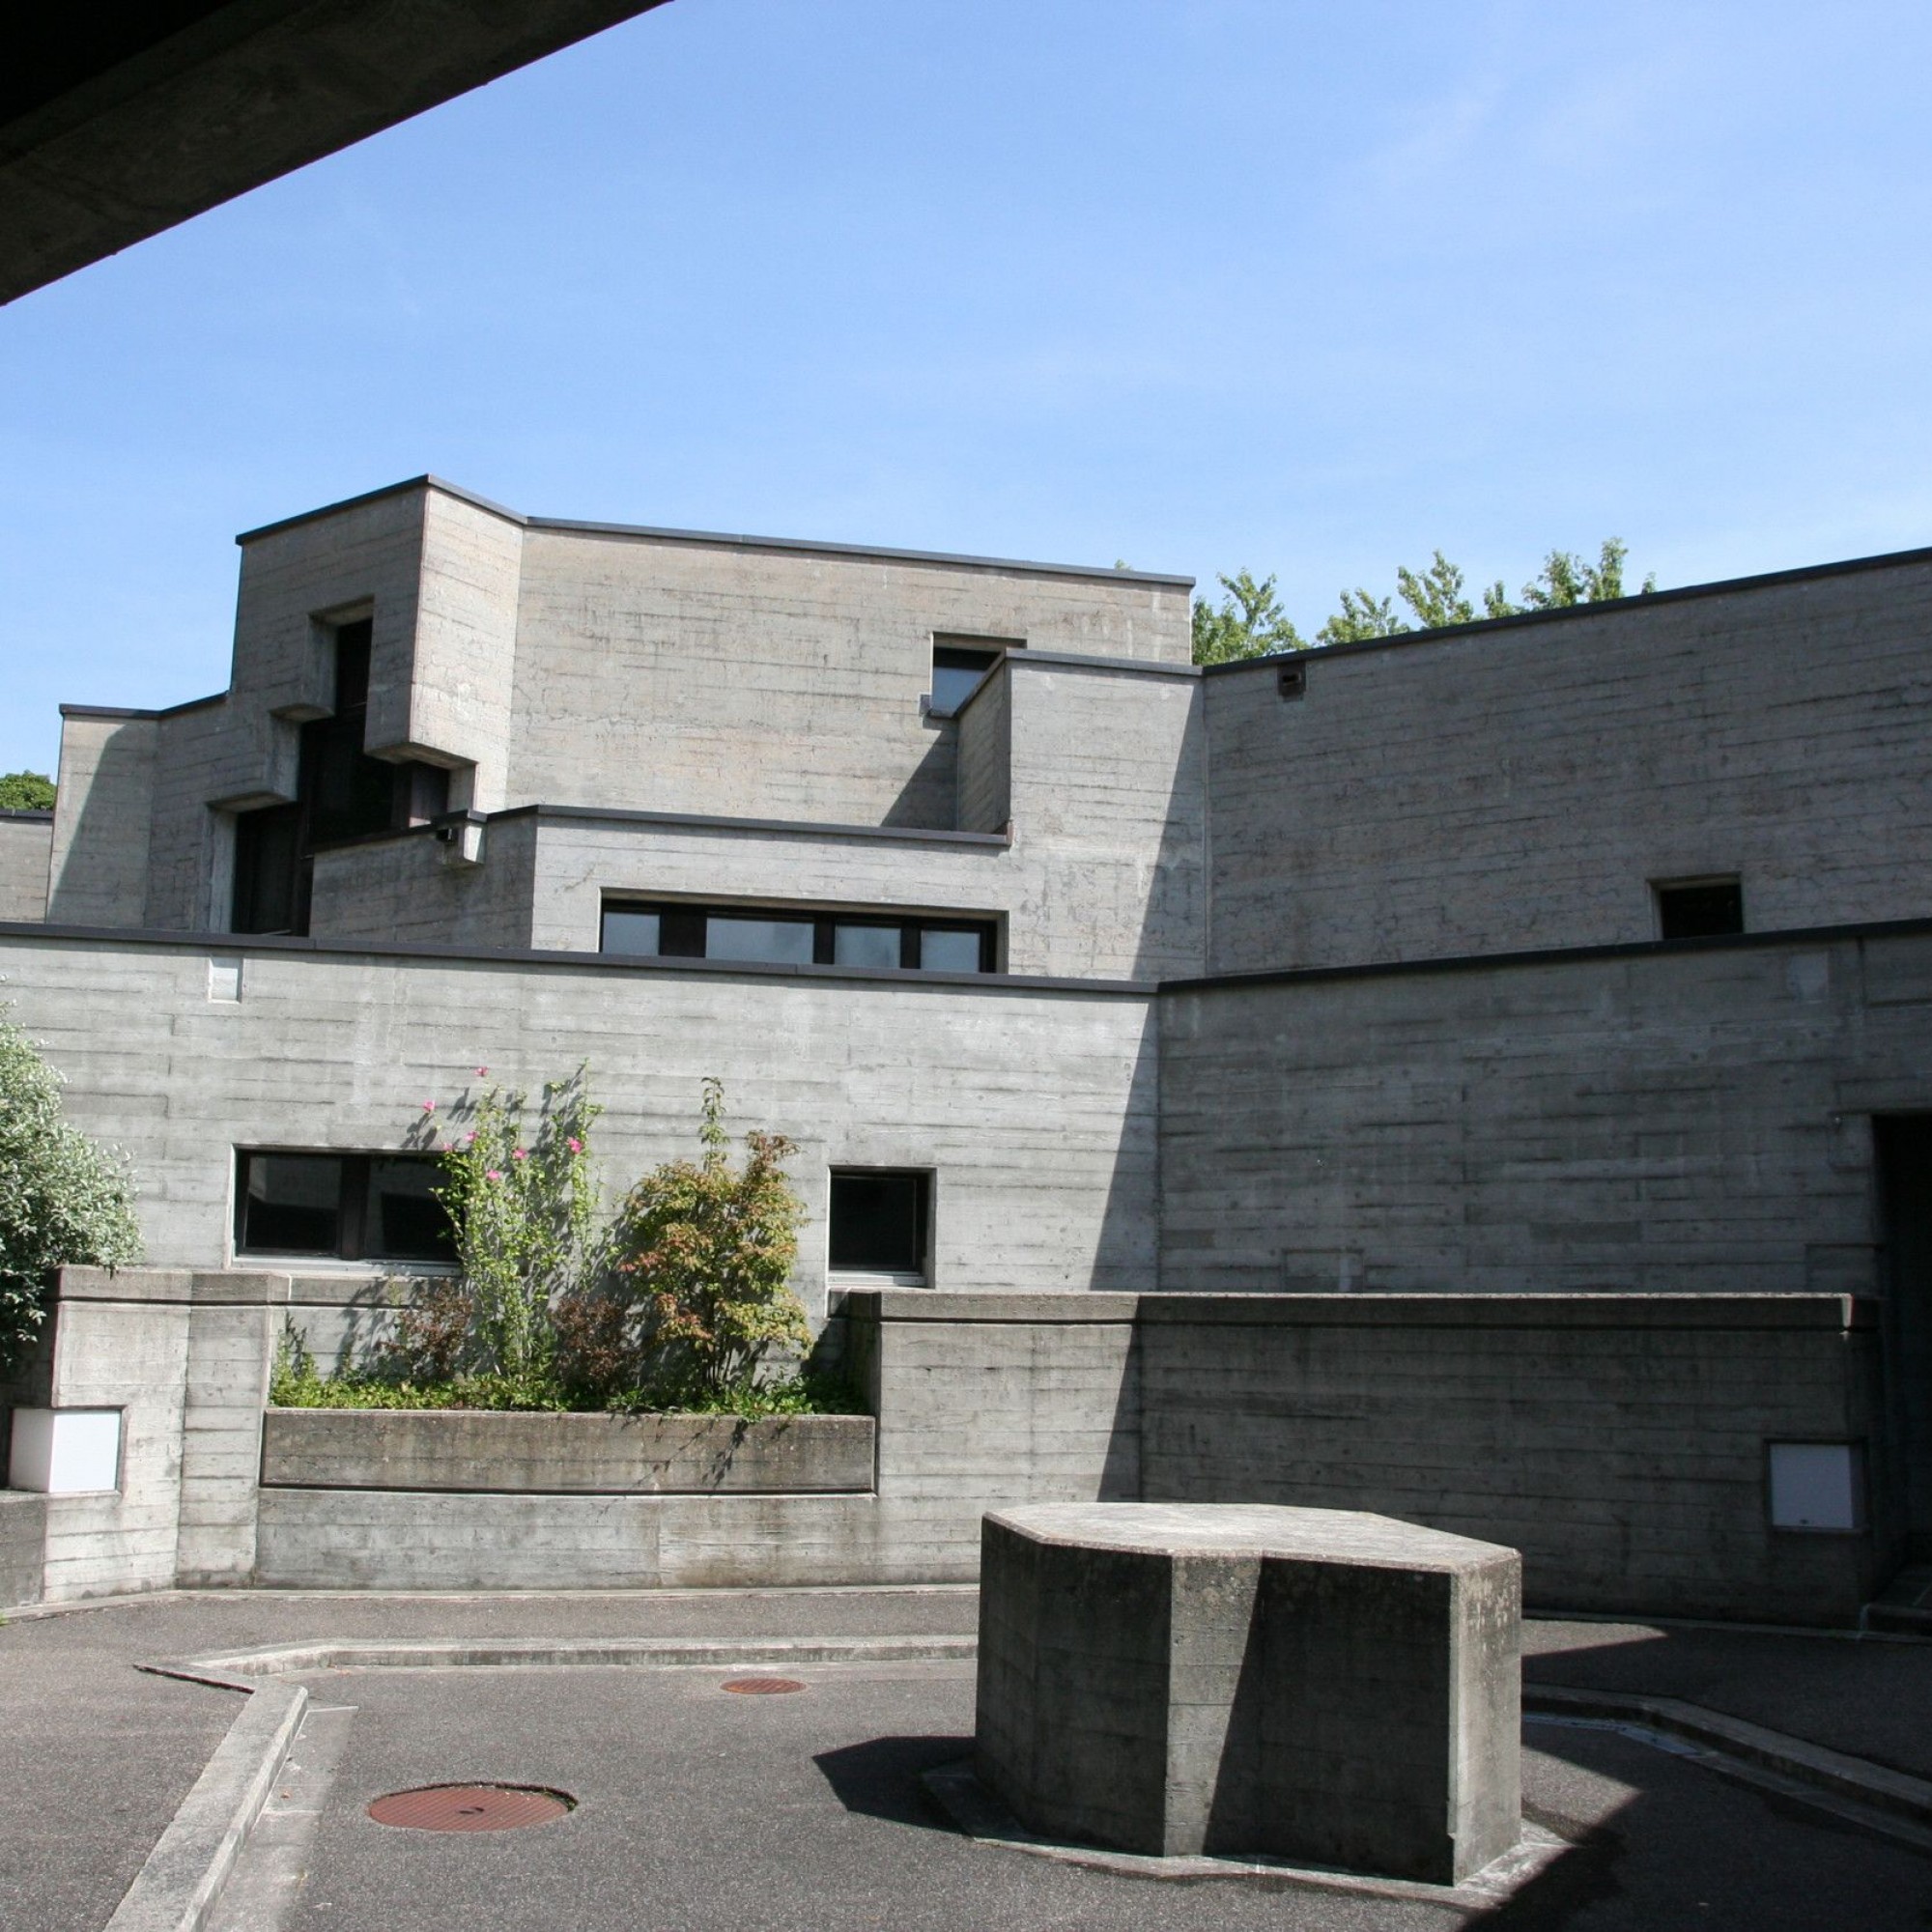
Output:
3,475,1930,1621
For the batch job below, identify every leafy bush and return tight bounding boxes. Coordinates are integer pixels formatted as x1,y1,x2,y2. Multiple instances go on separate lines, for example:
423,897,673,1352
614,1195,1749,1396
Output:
559,1079,810,1406
0,1005,141,1373
394,1068,601,1395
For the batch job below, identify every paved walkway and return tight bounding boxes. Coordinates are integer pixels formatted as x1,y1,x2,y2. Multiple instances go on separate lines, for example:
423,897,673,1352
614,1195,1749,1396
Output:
2,1590,1927,1932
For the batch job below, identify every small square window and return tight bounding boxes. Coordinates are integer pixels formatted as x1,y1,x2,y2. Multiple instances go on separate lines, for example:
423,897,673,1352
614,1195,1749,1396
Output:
601,908,661,955
830,1170,930,1277
240,1153,341,1254
1656,878,1744,941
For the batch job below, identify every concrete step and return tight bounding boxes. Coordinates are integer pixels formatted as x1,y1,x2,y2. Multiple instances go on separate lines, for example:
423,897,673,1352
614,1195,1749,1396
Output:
1863,1564,1932,1636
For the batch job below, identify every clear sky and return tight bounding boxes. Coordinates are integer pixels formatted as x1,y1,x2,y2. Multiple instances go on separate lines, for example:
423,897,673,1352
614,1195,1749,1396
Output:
4,0,1929,777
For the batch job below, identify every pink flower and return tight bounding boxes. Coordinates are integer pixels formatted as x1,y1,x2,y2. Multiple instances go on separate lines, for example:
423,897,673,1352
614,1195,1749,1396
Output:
421,1099,437,1113
475,1066,489,1078
512,1148,528,1161
485,1169,504,1182
464,1130,477,1146
566,1137,582,1154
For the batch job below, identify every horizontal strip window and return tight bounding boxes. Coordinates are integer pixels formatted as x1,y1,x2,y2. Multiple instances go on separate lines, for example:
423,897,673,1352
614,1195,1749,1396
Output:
236,1150,454,1264
600,901,998,974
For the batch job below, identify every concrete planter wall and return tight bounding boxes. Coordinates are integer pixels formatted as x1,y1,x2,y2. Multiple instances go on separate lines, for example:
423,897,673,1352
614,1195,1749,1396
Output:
260,1406,875,1496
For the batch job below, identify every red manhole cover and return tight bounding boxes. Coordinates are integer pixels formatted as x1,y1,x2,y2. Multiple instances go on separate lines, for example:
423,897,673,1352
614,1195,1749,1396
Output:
366,1784,574,1832
721,1676,806,1695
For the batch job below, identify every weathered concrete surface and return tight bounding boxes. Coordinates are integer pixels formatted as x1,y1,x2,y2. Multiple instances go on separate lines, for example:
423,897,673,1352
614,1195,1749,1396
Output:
0,812,50,922
975,1502,1521,1882
1160,927,1932,1299
260,1406,876,1494
1204,553,1932,973
0,933,1160,1317
1131,1292,1889,1627
2,4,671,306
0,1491,47,1607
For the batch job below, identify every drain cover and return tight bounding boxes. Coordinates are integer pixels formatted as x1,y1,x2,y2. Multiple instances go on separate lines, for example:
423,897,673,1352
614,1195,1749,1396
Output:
367,1784,574,1832
721,1676,806,1695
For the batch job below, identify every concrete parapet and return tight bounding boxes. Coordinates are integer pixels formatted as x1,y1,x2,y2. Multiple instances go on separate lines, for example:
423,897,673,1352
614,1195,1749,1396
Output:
974,1502,1521,1882
259,1407,876,1494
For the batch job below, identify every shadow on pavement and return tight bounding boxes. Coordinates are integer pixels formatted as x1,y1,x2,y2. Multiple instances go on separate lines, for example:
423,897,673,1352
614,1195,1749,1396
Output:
813,1734,976,1833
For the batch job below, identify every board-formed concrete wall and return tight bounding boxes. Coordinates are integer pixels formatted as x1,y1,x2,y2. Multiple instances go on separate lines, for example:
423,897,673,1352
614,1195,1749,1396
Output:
506,524,1191,831
0,928,1158,1318
1160,926,1932,1297
1205,554,1932,974
0,812,49,922
2,1278,1882,1622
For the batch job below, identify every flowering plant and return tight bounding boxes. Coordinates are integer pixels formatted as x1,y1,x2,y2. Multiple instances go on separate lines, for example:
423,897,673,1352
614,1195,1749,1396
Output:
401,1065,602,1391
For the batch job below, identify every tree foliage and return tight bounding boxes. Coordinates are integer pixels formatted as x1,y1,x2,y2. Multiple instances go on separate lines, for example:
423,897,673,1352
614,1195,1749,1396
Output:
567,1079,810,1405
1191,539,1655,664
0,1006,142,1373
0,772,55,811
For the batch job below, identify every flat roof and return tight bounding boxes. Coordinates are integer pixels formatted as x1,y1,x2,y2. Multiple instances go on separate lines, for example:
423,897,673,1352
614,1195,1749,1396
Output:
1201,537,1932,675
235,475,1196,589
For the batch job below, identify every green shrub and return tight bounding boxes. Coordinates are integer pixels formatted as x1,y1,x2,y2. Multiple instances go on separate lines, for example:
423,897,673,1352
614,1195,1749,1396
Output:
397,1067,601,1396
0,1006,141,1374
562,1078,810,1405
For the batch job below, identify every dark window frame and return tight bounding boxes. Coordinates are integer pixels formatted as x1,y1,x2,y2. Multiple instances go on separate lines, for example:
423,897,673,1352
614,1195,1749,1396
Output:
600,899,999,974
234,1148,455,1265
1654,875,1746,942
828,1167,932,1279
928,634,1024,716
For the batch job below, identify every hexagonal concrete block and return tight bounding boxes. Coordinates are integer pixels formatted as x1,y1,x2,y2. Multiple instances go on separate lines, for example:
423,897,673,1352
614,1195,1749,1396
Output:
975,1502,1521,1883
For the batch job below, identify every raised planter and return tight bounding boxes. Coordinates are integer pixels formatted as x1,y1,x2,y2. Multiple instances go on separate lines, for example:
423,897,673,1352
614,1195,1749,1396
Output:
261,1406,875,1495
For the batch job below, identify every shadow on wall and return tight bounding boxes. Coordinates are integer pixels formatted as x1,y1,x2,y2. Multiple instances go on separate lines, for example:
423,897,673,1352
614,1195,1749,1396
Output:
881,723,959,831
47,721,158,926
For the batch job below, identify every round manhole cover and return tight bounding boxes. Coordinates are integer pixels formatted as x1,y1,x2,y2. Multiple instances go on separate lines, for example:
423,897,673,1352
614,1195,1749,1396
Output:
721,1676,807,1695
367,1784,575,1832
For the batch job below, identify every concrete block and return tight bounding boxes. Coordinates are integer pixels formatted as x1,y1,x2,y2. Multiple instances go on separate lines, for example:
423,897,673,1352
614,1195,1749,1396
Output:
975,1502,1521,1883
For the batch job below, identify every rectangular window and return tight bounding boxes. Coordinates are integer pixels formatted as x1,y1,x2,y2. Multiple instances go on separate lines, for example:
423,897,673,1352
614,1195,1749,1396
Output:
829,1169,930,1278
1656,877,1745,941
929,634,1023,714
599,901,997,975
236,1151,454,1264
705,916,816,965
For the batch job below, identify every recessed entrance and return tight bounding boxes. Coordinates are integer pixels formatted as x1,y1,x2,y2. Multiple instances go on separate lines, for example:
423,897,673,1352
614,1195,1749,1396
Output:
1876,1117,1932,1556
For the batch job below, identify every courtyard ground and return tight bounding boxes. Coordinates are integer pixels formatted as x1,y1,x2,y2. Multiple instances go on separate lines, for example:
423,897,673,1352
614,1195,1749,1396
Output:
2,1587,1927,1932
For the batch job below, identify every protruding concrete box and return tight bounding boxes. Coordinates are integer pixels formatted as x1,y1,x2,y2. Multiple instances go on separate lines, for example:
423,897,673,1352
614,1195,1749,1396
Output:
975,1502,1521,1883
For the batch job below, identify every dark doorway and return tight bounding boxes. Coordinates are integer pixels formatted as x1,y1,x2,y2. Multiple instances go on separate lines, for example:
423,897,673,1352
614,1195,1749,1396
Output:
1876,1117,1932,1555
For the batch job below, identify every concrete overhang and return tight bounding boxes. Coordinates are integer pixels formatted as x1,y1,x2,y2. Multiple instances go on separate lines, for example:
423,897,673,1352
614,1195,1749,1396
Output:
1,0,671,306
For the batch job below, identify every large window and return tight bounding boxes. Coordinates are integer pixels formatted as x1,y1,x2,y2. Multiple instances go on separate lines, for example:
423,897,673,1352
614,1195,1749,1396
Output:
235,1151,454,1264
601,901,998,974
829,1170,930,1279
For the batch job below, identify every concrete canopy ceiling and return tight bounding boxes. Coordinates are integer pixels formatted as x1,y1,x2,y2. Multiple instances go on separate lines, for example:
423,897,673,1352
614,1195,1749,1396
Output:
0,0,670,306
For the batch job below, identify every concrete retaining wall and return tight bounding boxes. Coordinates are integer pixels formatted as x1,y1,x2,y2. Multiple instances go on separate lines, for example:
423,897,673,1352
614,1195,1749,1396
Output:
0,1276,1893,1620
259,1407,875,1493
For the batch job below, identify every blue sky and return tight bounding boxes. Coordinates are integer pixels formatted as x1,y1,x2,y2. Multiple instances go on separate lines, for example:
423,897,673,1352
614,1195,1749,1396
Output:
4,0,1930,776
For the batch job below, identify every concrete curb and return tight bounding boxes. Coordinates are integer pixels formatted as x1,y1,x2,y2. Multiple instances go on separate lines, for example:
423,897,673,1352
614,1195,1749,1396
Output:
102,1682,307,1932
147,1633,980,1691
1524,1685,1932,1834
